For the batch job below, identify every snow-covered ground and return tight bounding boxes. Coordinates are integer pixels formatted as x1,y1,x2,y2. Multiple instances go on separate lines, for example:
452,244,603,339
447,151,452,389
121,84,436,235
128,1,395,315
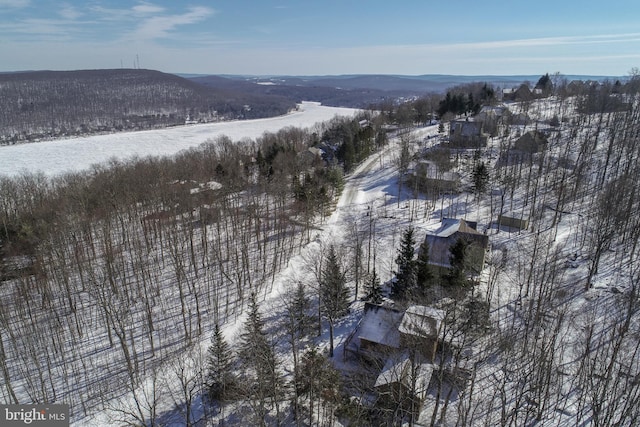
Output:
0,102,358,177
73,123,440,427
4,94,638,425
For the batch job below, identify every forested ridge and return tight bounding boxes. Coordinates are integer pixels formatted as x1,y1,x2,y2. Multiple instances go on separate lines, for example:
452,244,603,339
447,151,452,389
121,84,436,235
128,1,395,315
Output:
0,69,295,144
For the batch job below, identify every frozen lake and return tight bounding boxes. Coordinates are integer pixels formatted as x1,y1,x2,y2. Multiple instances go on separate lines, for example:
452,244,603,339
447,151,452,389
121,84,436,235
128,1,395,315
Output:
0,102,359,177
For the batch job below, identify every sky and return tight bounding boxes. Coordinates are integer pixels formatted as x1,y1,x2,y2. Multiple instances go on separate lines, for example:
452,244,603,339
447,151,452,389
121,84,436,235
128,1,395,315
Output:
1,0,639,77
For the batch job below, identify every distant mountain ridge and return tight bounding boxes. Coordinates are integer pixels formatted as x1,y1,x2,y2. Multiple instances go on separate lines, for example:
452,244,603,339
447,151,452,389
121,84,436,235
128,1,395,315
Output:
1,68,622,145
0,69,295,144
189,73,621,95
188,73,622,109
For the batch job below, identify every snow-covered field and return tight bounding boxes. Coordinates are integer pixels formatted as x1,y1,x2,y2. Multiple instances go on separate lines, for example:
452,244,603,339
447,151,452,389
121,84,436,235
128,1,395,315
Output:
0,102,358,177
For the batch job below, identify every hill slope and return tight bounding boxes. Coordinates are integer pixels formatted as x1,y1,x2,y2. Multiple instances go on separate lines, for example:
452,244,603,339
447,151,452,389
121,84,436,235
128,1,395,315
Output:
0,69,295,144
190,74,407,108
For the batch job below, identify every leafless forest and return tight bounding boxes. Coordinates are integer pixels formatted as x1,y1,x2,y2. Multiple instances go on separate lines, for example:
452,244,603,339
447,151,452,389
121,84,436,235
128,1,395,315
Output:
0,112,384,424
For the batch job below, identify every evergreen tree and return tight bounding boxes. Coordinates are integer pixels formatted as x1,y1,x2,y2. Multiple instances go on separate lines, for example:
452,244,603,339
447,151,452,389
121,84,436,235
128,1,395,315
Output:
535,73,553,94
472,161,490,196
364,268,383,305
319,245,349,357
286,283,314,422
289,282,314,339
238,293,284,423
295,347,342,426
206,323,235,401
339,135,357,172
445,238,469,287
238,293,268,362
467,92,480,115
480,83,495,103
415,240,434,295
392,227,417,300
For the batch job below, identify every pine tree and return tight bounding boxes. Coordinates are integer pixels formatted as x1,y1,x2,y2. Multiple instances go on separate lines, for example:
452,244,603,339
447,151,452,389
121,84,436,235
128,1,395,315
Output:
392,227,417,300
415,240,433,295
289,282,314,340
319,245,349,357
445,238,469,287
206,323,235,401
535,73,552,94
238,293,268,363
238,293,284,423
286,282,314,422
340,136,356,172
364,268,383,305
296,347,342,427
472,161,490,196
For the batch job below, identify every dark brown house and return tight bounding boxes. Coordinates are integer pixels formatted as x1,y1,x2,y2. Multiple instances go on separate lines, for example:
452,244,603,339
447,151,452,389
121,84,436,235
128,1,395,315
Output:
448,119,488,148
513,130,548,153
424,218,490,275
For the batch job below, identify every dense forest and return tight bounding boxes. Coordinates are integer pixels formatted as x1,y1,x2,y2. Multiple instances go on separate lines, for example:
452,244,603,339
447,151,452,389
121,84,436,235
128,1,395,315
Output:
0,69,295,144
2,73,640,426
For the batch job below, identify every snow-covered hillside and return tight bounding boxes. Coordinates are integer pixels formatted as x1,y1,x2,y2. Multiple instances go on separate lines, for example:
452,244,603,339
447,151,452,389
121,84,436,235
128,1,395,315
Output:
2,88,640,426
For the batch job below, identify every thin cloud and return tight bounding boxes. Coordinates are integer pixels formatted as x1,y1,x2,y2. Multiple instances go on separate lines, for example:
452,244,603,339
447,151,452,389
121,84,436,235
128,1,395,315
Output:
325,32,640,60
1,4,216,45
131,6,214,41
444,33,640,50
481,53,640,64
90,3,164,22
132,2,166,15
0,0,29,8
59,4,82,20
3,18,84,36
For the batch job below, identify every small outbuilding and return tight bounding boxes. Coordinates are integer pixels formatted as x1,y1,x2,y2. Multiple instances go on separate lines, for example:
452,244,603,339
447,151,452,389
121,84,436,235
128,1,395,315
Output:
497,211,530,230
413,160,460,195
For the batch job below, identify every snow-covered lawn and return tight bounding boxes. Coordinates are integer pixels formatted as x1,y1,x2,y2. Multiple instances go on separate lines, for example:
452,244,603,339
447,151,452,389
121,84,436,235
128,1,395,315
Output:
0,102,358,177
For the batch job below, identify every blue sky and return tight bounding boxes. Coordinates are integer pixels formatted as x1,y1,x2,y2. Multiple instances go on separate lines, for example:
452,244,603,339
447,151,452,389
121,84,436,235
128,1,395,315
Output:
1,0,639,76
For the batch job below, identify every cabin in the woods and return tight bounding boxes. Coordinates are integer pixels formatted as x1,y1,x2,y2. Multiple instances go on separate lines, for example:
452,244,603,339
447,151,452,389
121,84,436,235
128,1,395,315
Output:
423,218,490,275
345,303,446,364
374,351,434,417
345,302,451,417
476,105,509,136
412,160,461,195
448,119,488,148
514,130,549,153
